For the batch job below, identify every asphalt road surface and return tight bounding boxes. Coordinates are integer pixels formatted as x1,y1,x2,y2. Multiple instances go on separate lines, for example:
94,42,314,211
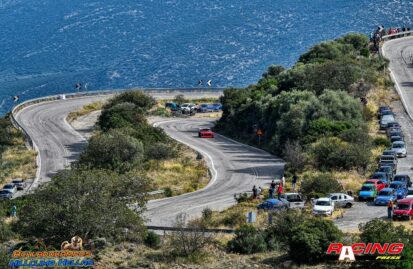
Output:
14,91,285,226
335,37,413,231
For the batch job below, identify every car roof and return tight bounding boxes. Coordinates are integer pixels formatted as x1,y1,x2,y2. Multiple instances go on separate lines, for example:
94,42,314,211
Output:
390,181,404,185
362,183,375,186
0,190,10,193
366,179,380,182
373,171,386,175
395,173,409,176
317,197,331,201
397,198,413,203
381,188,394,192
393,141,405,145
4,184,13,187
329,193,348,196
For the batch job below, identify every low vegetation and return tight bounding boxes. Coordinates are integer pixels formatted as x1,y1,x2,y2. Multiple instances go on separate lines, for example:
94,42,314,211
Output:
66,101,103,122
0,116,36,186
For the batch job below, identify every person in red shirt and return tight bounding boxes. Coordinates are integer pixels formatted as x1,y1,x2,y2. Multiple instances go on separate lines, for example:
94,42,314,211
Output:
277,184,283,200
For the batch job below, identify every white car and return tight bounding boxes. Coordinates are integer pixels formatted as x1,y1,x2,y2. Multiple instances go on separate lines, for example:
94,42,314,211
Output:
391,141,407,158
380,115,395,129
180,103,196,114
328,193,354,208
406,188,413,199
312,197,335,216
2,183,17,195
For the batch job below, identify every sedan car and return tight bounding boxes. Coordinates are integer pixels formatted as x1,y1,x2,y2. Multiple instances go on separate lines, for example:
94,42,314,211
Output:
2,184,17,194
0,190,13,200
313,198,335,216
378,106,391,119
380,115,395,130
370,172,391,183
376,166,393,181
197,104,214,113
389,181,408,199
391,141,407,158
375,188,397,206
257,198,288,210
390,135,403,143
359,184,378,201
328,193,354,208
11,179,26,190
198,128,214,138
212,103,222,111
393,198,413,220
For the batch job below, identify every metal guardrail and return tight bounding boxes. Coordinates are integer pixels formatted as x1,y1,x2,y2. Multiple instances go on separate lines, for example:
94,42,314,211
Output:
381,30,413,42
146,225,235,234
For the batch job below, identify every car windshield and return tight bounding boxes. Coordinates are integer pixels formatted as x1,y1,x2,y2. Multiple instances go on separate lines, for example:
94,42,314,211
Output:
12,180,22,183
393,143,405,148
315,201,330,206
0,190,9,194
390,184,400,189
3,185,13,189
408,190,413,195
396,204,410,210
361,186,373,191
379,191,391,196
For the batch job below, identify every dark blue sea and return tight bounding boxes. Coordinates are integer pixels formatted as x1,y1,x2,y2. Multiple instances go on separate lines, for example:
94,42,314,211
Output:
0,0,412,114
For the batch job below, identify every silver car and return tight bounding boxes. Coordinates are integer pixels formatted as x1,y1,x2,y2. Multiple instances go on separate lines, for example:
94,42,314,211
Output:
12,179,26,190
391,141,407,157
2,184,17,195
0,190,12,200
380,115,395,129
328,193,354,208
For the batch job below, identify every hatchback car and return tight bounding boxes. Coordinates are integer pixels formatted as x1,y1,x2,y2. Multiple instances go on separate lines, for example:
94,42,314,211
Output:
358,184,377,201
380,115,395,129
375,188,397,206
364,179,387,192
198,128,214,138
370,172,391,183
197,104,214,113
376,166,393,181
386,121,401,130
389,181,408,199
390,135,403,143
257,198,288,210
312,197,335,216
394,174,412,187
393,198,413,220
391,141,407,157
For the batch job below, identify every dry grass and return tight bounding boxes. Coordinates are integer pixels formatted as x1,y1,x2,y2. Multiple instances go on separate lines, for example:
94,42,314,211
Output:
66,101,103,122
146,146,209,198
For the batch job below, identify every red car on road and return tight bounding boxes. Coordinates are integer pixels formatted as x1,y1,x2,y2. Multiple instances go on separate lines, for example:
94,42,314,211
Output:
393,198,413,220
198,128,214,138
364,179,387,192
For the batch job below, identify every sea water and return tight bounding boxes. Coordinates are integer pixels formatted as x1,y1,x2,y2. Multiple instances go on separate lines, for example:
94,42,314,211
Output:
0,0,412,114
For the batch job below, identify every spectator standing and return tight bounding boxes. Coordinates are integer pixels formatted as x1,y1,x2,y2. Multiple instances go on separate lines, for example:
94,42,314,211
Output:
269,187,274,198
270,180,276,189
10,205,17,218
292,174,298,191
278,184,283,200
252,185,258,199
387,200,394,219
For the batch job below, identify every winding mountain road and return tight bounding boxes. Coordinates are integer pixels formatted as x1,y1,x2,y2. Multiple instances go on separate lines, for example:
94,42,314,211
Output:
13,91,283,226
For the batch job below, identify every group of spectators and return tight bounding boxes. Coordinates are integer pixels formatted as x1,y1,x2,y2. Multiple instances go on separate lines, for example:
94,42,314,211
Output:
371,25,412,51
252,174,298,200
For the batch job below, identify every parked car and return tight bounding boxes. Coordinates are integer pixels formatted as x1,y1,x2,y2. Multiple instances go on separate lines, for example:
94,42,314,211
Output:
328,193,354,208
180,103,197,114
389,181,408,199
312,197,335,216
394,174,412,188
165,102,179,111
379,154,398,164
380,115,395,129
378,106,391,119
406,187,413,199
391,141,407,158
364,179,387,192
392,198,413,220
386,127,402,137
257,198,288,210
390,135,403,143
375,188,397,206
382,149,398,159
358,184,377,201
370,171,391,183
386,122,401,130
11,179,25,190
212,103,222,111
0,190,12,200
2,184,17,195
376,166,394,181
198,128,214,138
378,161,397,174
388,130,404,139
280,193,306,209
197,104,214,113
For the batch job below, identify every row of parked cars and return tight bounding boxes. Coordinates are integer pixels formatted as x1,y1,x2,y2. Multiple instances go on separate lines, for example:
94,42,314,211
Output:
358,106,413,219
256,192,355,216
0,179,26,200
165,102,222,114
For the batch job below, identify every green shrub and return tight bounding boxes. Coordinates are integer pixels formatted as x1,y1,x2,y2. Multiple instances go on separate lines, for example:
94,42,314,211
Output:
144,231,161,248
222,210,246,227
164,187,173,197
145,142,177,160
105,91,156,110
201,208,213,223
78,130,144,173
373,136,391,148
301,172,342,199
227,225,267,254
150,107,170,117
173,94,188,105
288,217,343,263
98,102,147,131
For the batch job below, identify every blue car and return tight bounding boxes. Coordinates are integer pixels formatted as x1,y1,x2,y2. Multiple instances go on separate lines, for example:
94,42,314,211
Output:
212,103,222,111
197,104,214,113
389,181,408,199
358,184,377,201
375,188,397,206
257,198,288,210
